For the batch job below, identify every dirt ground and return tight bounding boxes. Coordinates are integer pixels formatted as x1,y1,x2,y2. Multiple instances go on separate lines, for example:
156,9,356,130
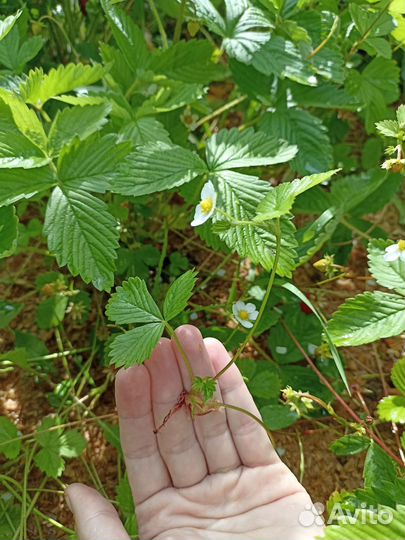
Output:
0,213,404,538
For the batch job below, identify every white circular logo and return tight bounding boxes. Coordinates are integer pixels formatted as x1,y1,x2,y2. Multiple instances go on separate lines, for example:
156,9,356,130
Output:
298,502,325,527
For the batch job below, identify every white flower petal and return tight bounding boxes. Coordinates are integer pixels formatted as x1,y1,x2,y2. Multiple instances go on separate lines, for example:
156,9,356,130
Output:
244,302,257,313
201,180,216,201
384,251,400,262
191,204,210,227
249,310,259,321
233,301,246,313
385,244,399,253
239,318,253,329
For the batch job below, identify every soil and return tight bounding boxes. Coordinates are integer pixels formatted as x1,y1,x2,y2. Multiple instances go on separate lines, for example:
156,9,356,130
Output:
0,205,404,539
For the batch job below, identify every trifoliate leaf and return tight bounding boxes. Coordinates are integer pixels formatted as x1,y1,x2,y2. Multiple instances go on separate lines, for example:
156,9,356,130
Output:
108,323,165,368
0,206,18,258
57,134,131,193
253,35,317,86
163,270,197,321
205,127,297,171
259,108,333,175
112,142,207,197
106,277,163,324
392,358,405,395
20,63,105,107
378,396,405,424
368,239,405,295
256,170,339,221
0,166,55,207
327,291,405,347
192,376,217,401
44,187,119,291
0,416,21,459
100,0,149,73
330,434,371,456
48,104,112,156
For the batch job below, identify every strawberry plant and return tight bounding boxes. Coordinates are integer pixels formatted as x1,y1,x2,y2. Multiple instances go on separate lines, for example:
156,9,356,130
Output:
0,1,404,539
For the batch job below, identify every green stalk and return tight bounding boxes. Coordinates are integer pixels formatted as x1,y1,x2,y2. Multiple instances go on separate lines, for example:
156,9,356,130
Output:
148,0,168,48
165,322,194,380
173,0,187,43
214,219,282,380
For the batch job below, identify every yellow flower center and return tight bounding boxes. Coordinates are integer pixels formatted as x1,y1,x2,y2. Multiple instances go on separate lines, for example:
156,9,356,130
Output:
398,240,405,252
239,310,249,321
200,197,213,215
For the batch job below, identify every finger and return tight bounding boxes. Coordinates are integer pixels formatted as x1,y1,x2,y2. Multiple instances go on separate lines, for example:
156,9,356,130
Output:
66,483,129,540
172,325,240,473
146,337,207,487
208,337,280,467
115,363,171,504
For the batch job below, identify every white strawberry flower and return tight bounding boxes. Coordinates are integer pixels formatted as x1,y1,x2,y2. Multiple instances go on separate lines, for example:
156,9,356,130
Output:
191,181,217,227
384,240,405,263
232,300,259,329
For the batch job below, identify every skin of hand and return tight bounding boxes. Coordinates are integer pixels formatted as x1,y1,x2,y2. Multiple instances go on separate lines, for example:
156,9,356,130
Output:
66,325,324,540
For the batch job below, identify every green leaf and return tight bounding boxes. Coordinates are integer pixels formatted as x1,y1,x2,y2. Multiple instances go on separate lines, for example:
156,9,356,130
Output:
112,142,207,197
259,108,333,175
0,416,21,459
205,127,297,171
48,104,112,156
392,358,405,395
20,63,105,107
253,35,317,86
0,9,21,41
256,170,339,221
0,301,23,329
213,171,298,276
106,277,163,324
330,434,371,456
330,169,387,214
363,441,404,506
192,376,217,401
368,239,405,295
0,206,18,258
119,118,171,146
0,165,55,207
378,396,405,424
321,505,405,540
34,447,65,478
0,89,47,150
149,40,224,84
57,134,131,193
327,291,405,347
44,187,119,291
0,24,44,72
248,369,281,400
108,323,165,368
163,270,197,321
136,81,205,116
290,82,360,110
260,404,299,430
59,430,87,458
375,119,399,138
311,45,345,84
397,104,405,130
36,296,68,330
101,0,149,73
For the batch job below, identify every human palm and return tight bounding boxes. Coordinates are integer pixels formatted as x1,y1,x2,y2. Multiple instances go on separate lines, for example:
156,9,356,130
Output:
67,325,323,540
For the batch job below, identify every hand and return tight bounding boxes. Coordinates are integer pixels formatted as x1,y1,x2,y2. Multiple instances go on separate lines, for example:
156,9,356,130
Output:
66,325,324,540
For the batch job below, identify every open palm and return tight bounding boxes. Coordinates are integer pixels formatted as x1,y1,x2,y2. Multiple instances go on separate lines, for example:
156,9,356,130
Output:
67,325,323,540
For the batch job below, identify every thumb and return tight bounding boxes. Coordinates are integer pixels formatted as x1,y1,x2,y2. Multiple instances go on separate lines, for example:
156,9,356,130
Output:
65,483,130,540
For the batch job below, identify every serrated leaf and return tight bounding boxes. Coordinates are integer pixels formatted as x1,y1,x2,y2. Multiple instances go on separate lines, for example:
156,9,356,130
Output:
392,358,405,395
0,166,55,207
368,239,405,295
248,369,281,400
0,417,21,459
378,396,405,424
119,118,171,146
213,171,298,276
20,63,105,108
0,24,43,72
330,434,371,456
112,142,207,197
101,0,149,73
48,104,112,156
311,45,345,84
0,206,18,258
109,323,165,368
253,35,317,86
44,187,119,291
34,447,65,478
259,108,333,175
59,430,87,458
375,119,399,138
260,404,299,430
163,270,197,321
57,134,131,193
0,9,21,41
256,170,339,221
205,127,297,171
290,82,360,110
327,291,405,347
106,277,162,324
149,40,224,84
136,81,204,117
321,505,405,540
